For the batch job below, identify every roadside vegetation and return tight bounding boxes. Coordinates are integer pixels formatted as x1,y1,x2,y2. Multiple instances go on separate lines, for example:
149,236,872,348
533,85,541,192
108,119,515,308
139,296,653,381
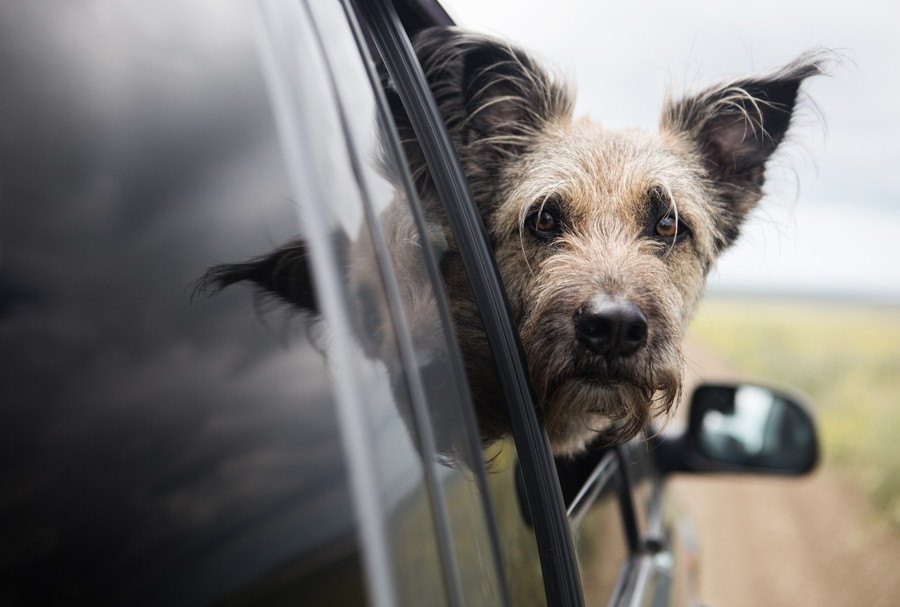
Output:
688,297,900,529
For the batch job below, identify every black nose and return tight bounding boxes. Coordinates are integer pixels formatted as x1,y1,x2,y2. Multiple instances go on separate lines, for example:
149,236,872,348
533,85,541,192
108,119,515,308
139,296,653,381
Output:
575,298,648,358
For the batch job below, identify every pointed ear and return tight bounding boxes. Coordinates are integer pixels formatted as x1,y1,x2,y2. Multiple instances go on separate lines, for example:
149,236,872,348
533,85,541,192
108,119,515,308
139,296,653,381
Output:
455,35,571,155
198,240,318,313
662,53,826,243
394,27,572,200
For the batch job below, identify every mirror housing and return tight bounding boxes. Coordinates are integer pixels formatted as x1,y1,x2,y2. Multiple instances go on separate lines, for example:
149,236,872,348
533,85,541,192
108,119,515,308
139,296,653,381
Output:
654,382,819,476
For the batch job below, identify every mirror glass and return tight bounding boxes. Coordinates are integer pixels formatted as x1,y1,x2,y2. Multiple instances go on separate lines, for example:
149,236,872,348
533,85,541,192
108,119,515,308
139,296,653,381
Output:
691,384,817,473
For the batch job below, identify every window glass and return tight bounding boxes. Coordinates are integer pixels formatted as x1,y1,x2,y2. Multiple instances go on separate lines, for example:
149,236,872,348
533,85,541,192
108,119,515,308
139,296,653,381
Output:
252,2,450,605
256,0,508,605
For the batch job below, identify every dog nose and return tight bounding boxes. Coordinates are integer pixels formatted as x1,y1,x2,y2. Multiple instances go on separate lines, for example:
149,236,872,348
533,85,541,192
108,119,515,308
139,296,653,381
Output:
575,298,648,358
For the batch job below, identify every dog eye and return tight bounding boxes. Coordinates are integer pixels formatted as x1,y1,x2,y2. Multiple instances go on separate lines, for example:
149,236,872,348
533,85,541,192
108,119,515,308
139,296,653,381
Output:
655,214,691,242
526,208,561,240
656,216,677,238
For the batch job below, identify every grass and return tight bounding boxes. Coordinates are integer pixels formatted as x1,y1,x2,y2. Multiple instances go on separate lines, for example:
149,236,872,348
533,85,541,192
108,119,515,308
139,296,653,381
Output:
688,297,900,528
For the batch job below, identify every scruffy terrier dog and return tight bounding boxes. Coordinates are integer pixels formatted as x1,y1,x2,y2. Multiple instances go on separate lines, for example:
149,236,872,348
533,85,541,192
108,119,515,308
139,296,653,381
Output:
205,27,824,455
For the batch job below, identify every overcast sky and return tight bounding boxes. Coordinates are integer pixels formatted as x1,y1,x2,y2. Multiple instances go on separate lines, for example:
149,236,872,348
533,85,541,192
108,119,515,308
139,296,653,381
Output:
444,0,899,302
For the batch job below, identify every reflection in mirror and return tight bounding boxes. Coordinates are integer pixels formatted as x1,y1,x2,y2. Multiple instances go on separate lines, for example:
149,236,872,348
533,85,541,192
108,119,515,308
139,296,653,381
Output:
691,384,817,473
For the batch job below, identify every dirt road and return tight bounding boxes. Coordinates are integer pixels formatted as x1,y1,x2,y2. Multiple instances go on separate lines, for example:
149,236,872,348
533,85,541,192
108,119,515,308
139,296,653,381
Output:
672,340,900,607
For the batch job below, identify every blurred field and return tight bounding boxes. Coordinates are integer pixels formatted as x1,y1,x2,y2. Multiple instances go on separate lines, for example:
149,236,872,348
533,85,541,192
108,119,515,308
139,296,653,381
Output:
688,296,900,528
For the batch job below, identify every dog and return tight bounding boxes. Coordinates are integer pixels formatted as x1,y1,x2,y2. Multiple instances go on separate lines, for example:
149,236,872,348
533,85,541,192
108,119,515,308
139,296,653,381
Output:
202,27,825,456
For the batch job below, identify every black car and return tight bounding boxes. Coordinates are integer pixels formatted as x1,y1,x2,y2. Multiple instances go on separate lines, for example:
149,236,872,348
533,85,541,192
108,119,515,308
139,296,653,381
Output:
0,1,818,606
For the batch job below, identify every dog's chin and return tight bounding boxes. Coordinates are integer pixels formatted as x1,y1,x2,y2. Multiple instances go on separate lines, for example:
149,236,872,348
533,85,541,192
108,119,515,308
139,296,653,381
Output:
542,369,681,456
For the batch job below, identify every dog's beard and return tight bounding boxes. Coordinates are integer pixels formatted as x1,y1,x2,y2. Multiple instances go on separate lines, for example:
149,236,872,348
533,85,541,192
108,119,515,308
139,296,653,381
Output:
527,333,683,455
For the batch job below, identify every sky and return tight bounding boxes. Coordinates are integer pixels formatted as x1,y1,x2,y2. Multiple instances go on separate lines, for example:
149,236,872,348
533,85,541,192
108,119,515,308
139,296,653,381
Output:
443,0,900,302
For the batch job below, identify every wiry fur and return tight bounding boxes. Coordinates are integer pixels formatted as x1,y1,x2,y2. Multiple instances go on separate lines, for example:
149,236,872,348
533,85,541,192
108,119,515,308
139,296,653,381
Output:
202,27,827,456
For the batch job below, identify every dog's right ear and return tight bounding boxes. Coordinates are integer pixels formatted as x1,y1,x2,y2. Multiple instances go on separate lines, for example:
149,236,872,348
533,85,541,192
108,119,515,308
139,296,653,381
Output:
198,239,318,314
385,27,573,201
420,27,572,157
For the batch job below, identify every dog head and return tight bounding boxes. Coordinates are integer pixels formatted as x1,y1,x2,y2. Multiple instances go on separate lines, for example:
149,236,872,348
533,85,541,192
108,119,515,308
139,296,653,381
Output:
401,27,825,454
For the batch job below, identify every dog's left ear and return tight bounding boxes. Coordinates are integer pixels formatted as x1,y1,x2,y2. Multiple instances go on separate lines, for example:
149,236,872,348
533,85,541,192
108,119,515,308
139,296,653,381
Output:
661,53,827,246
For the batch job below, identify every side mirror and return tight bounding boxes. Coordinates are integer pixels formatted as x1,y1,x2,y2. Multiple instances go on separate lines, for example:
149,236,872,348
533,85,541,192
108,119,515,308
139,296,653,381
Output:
655,382,819,475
